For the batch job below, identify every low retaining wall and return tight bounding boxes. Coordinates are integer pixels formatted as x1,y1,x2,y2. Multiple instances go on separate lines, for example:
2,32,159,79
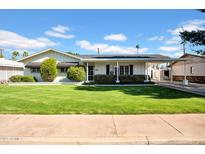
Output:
173,75,205,83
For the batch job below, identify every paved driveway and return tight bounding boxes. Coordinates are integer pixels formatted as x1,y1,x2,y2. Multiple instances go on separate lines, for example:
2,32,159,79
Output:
0,114,205,144
157,81,205,96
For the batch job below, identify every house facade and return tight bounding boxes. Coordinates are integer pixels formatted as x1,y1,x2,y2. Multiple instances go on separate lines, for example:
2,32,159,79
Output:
19,49,182,83
172,54,205,83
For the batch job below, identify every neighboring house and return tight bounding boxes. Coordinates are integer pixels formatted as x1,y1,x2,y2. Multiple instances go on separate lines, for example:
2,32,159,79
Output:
18,48,181,83
0,58,24,82
172,54,205,83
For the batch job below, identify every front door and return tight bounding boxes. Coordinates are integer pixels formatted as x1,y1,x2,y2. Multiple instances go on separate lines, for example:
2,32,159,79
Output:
88,66,94,81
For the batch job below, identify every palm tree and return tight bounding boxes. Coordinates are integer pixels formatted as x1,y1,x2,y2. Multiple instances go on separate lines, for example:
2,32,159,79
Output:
136,44,140,54
23,51,29,57
12,51,20,61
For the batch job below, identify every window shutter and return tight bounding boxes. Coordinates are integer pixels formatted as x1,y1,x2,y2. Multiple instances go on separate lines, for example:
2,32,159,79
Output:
106,65,110,75
130,65,133,75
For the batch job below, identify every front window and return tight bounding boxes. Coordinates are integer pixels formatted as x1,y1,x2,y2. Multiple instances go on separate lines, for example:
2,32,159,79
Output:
31,68,40,73
60,67,67,73
119,65,130,75
120,66,124,75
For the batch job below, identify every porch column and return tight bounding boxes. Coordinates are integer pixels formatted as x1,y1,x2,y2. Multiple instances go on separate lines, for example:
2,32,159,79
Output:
170,62,173,83
116,61,120,83
144,62,149,82
86,62,89,83
183,60,188,85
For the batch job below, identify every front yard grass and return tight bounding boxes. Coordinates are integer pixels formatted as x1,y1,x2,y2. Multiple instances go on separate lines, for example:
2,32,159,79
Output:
0,85,204,114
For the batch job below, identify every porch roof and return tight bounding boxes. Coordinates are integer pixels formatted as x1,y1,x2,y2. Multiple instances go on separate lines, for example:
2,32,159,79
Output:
78,54,186,62
25,62,79,68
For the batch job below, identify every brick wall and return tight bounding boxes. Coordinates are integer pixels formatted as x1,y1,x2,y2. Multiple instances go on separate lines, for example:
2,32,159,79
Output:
173,75,205,83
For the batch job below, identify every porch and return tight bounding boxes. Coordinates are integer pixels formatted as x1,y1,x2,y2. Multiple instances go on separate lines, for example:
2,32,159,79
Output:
84,60,176,83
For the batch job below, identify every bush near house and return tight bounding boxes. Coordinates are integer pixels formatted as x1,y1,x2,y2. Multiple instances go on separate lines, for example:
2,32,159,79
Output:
40,58,57,82
94,75,116,84
94,75,150,84
119,75,149,84
9,75,35,82
67,66,85,81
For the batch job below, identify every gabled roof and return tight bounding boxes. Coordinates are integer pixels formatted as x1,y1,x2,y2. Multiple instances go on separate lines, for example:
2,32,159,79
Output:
180,53,205,59
171,53,205,65
18,48,82,62
17,48,184,62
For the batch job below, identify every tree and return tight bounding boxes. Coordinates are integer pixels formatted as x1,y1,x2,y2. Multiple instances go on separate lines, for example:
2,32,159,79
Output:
22,51,29,57
180,30,205,55
136,44,140,54
40,58,57,82
179,10,205,55
12,51,20,61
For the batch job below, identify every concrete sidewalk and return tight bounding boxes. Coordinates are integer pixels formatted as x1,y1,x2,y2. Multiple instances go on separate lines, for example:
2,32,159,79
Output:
0,114,205,144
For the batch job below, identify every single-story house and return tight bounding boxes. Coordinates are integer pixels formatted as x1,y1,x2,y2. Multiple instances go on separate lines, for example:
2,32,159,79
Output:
172,53,205,83
18,48,183,83
0,58,24,82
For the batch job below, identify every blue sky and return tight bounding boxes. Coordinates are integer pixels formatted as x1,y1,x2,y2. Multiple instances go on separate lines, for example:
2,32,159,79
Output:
0,9,204,59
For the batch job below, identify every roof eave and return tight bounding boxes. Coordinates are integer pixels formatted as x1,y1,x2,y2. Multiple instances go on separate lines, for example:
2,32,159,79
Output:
81,58,186,62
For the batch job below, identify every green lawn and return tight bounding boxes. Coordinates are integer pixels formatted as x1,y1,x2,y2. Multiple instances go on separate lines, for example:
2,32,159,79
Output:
0,85,204,114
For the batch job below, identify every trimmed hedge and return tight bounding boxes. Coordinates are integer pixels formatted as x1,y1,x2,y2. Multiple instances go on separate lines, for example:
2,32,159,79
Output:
94,75,150,84
40,58,57,82
67,66,85,81
94,75,116,84
9,75,35,82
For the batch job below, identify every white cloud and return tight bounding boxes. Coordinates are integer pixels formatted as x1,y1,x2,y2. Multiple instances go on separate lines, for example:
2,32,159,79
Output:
148,36,165,41
0,29,58,50
76,40,148,54
52,25,70,33
45,25,75,39
45,31,74,39
104,33,127,41
158,46,181,52
164,19,205,46
168,19,205,35
165,36,181,45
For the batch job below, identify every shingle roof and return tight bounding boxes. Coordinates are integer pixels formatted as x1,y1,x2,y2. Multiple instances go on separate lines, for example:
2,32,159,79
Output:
77,54,170,59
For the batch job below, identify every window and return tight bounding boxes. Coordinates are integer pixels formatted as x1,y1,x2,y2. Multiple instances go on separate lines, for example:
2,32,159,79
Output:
31,68,40,73
119,65,130,75
190,66,194,74
106,65,110,75
125,66,129,75
120,66,124,75
60,68,67,73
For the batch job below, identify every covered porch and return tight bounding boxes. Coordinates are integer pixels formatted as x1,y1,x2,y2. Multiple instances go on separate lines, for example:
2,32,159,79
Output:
83,58,183,83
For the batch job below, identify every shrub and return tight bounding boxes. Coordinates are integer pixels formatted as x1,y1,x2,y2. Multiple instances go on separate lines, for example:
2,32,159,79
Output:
21,76,35,82
119,75,147,84
94,75,116,84
9,75,22,82
94,74,150,84
67,66,85,81
40,58,57,82
9,75,35,82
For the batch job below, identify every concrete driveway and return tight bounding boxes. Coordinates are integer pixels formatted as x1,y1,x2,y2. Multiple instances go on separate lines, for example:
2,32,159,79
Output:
0,114,205,144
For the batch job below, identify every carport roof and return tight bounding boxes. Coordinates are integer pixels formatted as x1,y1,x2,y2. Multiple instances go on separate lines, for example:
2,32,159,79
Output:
0,58,24,68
